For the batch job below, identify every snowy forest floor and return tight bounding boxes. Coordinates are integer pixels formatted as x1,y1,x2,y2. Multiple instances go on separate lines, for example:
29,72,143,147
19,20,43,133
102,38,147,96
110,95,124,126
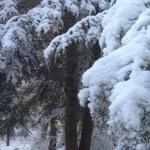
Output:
0,138,32,150
0,130,48,150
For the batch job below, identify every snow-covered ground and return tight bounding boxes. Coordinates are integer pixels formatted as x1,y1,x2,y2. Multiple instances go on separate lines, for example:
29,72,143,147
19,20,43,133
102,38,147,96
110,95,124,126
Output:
0,138,32,150
0,130,49,150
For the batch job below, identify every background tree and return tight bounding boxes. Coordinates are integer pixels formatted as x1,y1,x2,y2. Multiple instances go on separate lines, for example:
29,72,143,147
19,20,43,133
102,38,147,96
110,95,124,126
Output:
0,0,109,149
44,12,105,149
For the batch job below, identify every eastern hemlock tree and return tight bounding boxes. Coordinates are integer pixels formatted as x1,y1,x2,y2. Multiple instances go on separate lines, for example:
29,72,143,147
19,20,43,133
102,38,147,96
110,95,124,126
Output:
0,0,150,150
0,0,109,148
44,11,105,150
79,0,150,150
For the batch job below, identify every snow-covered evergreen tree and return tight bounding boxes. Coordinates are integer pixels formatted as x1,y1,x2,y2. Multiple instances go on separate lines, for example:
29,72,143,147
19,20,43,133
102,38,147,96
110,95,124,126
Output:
0,0,150,149
78,0,150,149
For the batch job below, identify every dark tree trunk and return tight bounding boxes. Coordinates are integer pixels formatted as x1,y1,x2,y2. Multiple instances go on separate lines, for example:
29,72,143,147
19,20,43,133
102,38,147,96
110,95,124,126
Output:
79,41,101,150
49,117,57,150
79,103,93,150
63,9,77,32
65,42,78,150
6,127,10,146
17,0,42,13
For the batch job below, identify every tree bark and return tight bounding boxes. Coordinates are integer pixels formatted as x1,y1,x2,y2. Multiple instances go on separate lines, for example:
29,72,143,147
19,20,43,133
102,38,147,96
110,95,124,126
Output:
6,127,10,146
65,42,78,150
17,0,42,13
49,117,57,150
79,103,93,150
79,41,101,150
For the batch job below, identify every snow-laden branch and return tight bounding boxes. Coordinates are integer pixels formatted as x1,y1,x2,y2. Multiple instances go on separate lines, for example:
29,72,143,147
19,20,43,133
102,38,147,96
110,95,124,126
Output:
43,12,106,83
101,0,147,55
79,0,150,149
0,0,110,84
44,13,103,59
0,0,18,24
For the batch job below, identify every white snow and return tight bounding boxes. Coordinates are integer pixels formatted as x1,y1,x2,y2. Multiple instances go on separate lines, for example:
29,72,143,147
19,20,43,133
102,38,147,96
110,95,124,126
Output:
0,0,18,24
28,0,63,34
0,129,50,150
0,138,33,150
101,0,146,55
44,13,103,59
1,0,150,149
78,0,150,149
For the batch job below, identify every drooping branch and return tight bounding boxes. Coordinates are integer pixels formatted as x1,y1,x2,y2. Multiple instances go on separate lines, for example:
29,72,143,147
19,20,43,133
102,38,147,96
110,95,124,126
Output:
79,1,150,149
